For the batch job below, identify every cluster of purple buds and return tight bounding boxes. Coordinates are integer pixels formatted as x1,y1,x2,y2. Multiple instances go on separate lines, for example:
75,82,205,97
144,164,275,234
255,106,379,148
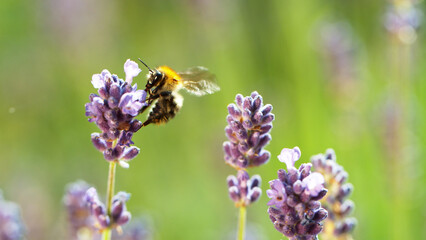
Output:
227,170,262,207
63,181,96,238
86,59,147,167
384,3,422,44
223,91,274,169
311,149,356,238
267,147,328,240
0,190,25,240
85,188,131,230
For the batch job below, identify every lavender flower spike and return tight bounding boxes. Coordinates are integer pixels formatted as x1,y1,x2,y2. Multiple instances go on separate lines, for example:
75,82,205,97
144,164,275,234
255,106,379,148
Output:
311,149,356,239
267,147,328,240
63,181,96,238
223,91,274,169
85,59,147,166
227,170,262,207
0,190,25,240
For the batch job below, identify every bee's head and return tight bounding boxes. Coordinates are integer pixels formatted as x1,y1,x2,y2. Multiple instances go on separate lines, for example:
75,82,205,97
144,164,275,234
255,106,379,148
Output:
138,58,163,90
146,70,164,88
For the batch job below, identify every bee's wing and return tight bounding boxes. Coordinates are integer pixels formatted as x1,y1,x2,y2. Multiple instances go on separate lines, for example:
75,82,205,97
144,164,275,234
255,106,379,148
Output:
179,66,220,96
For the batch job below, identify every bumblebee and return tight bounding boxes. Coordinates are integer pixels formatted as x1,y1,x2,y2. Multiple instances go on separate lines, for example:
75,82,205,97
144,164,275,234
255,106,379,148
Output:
138,59,220,127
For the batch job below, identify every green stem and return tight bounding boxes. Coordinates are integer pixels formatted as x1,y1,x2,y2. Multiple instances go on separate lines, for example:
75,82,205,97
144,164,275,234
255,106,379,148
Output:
102,160,117,240
102,228,111,240
237,206,247,240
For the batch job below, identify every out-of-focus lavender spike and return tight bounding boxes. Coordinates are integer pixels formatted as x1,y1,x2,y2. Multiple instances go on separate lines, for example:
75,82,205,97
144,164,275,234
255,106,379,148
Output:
310,149,356,240
84,188,132,231
0,190,25,240
63,181,99,239
384,2,422,45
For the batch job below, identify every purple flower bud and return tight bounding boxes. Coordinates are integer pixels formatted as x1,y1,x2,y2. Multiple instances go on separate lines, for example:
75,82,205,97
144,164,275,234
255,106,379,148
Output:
339,200,354,215
261,104,273,115
252,111,263,125
129,120,142,133
228,186,240,202
116,211,131,225
277,169,287,182
227,104,242,120
121,146,140,161
312,208,328,222
235,94,244,108
261,114,274,125
103,148,116,161
307,223,323,235
249,187,261,203
293,180,304,195
227,175,238,188
250,175,261,188
287,168,299,185
254,134,271,151
243,97,252,110
91,133,108,152
109,83,122,101
286,194,298,207
252,151,270,166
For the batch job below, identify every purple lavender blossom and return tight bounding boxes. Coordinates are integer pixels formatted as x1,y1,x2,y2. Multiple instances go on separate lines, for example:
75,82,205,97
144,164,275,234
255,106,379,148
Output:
0,190,25,240
63,181,97,239
223,91,274,169
85,59,146,166
311,149,356,239
227,170,262,207
85,188,132,231
85,188,110,229
267,147,328,240
266,179,286,208
278,147,301,170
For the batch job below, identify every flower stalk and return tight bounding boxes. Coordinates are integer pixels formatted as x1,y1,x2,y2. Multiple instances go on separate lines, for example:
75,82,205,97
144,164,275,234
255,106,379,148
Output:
102,160,117,240
237,206,246,240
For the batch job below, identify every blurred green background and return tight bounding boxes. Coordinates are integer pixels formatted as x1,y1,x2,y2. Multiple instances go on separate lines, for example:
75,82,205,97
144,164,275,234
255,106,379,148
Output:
0,0,425,239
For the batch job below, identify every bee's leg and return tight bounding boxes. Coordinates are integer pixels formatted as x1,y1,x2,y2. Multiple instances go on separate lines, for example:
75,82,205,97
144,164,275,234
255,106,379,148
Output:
142,92,176,127
139,94,159,114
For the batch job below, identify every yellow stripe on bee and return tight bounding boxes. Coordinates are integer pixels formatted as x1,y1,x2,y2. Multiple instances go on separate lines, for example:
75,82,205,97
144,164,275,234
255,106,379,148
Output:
157,66,182,81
